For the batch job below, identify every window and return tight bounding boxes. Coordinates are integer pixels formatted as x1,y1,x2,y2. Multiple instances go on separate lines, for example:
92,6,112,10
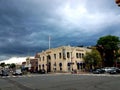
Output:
62,49,66,59
82,53,84,58
59,63,62,71
54,62,56,66
42,64,44,69
67,52,70,58
54,54,56,59
59,53,62,59
67,63,70,71
79,53,82,58
43,56,44,61
39,65,41,69
76,53,79,58
76,53,84,58
47,55,51,60
39,57,41,61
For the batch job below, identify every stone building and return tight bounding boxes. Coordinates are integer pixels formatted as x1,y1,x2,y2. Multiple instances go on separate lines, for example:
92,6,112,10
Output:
26,57,38,72
32,46,91,72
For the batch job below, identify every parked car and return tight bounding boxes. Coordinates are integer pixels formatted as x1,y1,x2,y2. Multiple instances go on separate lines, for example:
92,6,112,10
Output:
93,69,105,74
0,70,9,76
102,67,112,73
101,67,120,74
38,69,46,74
109,69,117,74
109,67,120,74
13,69,22,76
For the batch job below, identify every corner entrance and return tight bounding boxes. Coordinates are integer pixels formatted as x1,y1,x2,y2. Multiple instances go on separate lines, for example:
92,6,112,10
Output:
47,55,51,72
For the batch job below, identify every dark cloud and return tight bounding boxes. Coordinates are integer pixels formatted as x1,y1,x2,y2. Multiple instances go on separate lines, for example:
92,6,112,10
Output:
0,0,120,60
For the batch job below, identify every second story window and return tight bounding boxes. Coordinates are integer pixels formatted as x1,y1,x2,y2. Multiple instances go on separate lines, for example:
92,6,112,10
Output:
54,54,56,59
67,52,70,58
62,49,66,59
82,53,84,58
79,53,82,58
76,53,84,58
39,57,41,61
43,56,44,61
59,53,61,59
76,53,79,58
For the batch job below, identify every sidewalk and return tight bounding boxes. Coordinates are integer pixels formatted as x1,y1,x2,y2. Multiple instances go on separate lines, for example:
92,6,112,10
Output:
77,71,90,74
48,71,90,75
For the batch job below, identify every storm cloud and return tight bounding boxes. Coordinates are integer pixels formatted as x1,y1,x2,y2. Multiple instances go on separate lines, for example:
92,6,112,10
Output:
0,0,120,60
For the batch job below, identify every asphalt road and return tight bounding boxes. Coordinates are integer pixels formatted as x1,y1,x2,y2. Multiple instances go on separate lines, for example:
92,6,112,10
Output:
0,74,120,90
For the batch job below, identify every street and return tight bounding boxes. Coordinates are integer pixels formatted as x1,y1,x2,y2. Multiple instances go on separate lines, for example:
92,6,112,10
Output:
0,74,120,90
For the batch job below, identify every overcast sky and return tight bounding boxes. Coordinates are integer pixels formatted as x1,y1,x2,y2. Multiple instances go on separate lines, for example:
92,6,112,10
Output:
0,0,120,61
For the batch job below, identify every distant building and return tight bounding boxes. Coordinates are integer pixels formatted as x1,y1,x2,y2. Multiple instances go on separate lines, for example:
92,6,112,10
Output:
26,46,91,73
26,57,38,73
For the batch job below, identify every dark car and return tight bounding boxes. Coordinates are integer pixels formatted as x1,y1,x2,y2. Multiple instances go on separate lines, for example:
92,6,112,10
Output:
109,67,120,74
93,69,105,74
109,69,117,74
38,69,46,74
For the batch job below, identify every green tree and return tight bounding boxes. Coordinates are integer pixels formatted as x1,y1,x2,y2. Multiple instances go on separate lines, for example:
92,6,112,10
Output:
84,48,102,70
0,62,6,67
97,35,120,67
9,63,16,69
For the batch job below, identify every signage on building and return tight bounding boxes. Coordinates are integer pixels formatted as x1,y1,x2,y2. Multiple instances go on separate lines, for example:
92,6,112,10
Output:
76,49,84,52
46,51,51,54
70,62,74,64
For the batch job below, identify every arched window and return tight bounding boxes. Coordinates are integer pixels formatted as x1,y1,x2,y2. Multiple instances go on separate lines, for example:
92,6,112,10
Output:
59,63,62,67
43,56,44,61
47,55,51,60
39,65,41,69
42,64,44,69
59,63,62,71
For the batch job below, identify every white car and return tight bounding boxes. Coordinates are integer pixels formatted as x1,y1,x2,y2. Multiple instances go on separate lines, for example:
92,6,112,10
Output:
13,69,22,75
102,67,112,73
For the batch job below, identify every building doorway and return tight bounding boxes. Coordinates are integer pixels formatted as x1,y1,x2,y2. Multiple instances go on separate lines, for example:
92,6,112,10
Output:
47,55,51,72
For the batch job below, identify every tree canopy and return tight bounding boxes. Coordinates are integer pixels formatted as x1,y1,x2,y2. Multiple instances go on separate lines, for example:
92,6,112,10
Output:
9,63,16,69
84,48,102,70
0,62,6,67
97,35,120,67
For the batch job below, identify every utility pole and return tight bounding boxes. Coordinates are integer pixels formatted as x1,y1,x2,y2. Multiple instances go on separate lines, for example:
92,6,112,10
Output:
49,35,51,49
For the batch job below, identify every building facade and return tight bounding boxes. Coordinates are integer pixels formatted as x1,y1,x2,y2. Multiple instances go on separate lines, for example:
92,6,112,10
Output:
26,57,38,72
32,46,91,72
